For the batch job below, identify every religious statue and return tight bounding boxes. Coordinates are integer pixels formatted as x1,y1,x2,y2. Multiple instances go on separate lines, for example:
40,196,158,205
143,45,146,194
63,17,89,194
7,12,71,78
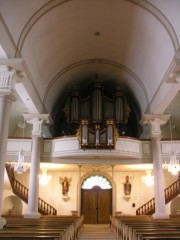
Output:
123,175,132,196
59,177,72,196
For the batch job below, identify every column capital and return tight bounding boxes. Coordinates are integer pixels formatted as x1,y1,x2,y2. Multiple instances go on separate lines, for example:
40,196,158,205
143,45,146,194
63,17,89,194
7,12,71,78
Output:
0,65,21,100
141,114,170,138
23,114,52,137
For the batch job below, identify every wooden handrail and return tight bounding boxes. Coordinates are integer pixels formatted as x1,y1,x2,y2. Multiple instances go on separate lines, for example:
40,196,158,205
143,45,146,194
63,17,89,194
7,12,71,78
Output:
136,175,180,215
5,163,57,215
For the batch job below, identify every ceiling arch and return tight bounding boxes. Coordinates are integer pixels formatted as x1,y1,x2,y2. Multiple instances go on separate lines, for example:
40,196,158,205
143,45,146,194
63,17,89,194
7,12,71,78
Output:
10,0,176,117
127,0,179,50
43,58,149,115
16,0,179,54
16,0,72,56
0,1,180,138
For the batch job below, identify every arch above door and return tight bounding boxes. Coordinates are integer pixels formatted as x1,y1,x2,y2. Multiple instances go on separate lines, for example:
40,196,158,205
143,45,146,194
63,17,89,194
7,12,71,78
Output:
81,175,112,189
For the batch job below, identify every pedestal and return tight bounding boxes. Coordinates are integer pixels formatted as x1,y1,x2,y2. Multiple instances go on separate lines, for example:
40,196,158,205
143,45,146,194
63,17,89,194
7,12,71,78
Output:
0,217,6,229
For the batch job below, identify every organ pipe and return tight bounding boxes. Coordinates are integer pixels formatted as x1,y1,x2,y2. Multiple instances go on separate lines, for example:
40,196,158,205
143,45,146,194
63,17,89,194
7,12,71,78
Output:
115,90,124,123
81,120,89,146
91,81,103,123
106,120,114,145
70,87,80,123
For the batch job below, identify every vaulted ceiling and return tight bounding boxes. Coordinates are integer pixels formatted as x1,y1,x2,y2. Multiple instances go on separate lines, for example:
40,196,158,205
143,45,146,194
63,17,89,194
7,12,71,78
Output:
0,0,180,138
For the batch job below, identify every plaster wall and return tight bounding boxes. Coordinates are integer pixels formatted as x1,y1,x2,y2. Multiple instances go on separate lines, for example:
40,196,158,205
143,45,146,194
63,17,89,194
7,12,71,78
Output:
6,168,178,216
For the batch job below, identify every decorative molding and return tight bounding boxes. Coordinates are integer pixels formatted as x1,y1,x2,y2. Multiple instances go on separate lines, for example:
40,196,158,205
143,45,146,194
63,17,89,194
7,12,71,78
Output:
0,58,24,72
164,50,180,83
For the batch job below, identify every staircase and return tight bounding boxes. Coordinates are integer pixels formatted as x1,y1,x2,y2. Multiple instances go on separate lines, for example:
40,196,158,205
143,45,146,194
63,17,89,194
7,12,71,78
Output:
136,175,180,215
77,224,117,239
5,163,57,215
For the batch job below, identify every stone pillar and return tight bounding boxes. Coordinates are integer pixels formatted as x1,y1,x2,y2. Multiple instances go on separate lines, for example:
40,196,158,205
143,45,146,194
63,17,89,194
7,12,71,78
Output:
141,114,170,218
0,67,17,228
23,114,51,218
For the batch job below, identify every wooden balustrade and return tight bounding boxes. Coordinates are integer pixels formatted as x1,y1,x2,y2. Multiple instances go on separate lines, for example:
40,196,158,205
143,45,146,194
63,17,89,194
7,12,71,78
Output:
5,163,57,215
136,176,180,215
165,179,180,203
13,179,29,202
136,198,155,215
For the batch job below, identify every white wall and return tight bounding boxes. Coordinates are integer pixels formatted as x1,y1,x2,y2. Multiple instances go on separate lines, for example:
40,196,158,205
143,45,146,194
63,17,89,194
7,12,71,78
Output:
113,171,154,215
39,171,79,215
4,168,178,216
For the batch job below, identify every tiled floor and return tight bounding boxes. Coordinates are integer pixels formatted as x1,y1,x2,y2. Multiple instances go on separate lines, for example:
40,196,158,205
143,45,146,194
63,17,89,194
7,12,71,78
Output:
77,224,117,240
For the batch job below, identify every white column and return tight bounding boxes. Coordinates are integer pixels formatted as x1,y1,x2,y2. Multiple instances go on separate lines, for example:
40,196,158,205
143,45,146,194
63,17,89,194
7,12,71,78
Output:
0,67,17,228
111,165,115,217
23,114,51,218
77,165,82,217
141,114,170,218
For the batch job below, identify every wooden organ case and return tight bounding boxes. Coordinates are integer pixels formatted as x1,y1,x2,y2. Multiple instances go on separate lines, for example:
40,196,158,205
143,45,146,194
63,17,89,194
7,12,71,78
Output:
64,75,130,149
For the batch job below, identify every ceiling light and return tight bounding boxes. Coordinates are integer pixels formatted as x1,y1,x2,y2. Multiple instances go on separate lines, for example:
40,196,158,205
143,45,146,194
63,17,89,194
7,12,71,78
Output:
168,116,180,175
13,114,27,174
168,152,180,175
39,169,51,186
142,170,154,186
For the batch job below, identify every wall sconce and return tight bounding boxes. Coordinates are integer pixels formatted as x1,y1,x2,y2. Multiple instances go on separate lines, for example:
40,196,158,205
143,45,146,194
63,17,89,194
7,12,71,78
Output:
39,169,51,186
142,170,154,186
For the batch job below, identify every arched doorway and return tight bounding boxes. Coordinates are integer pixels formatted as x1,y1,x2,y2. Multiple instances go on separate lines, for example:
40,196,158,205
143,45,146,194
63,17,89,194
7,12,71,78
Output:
81,175,112,224
3,195,23,216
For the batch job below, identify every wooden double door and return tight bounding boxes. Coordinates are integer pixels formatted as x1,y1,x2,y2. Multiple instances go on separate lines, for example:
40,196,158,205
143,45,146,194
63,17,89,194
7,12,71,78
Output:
81,187,112,224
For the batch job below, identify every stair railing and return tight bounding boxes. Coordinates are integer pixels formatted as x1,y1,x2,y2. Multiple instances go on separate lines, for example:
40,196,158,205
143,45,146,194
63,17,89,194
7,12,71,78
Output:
136,176,180,215
5,163,57,215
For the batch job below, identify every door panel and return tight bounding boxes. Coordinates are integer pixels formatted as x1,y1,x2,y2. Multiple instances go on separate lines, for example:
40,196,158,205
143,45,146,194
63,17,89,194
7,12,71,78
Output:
81,189,98,223
98,189,112,224
81,188,112,224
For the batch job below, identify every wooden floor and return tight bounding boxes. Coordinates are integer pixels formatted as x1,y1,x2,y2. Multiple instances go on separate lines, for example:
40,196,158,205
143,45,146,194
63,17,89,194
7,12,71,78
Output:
77,224,117,240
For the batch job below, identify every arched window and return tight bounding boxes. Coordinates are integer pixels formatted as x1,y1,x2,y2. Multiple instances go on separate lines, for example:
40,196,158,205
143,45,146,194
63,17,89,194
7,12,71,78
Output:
81,175,112,189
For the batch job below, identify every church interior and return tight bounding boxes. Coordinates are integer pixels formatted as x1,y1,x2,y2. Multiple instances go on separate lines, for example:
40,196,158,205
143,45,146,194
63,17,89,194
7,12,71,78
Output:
0,0,180,238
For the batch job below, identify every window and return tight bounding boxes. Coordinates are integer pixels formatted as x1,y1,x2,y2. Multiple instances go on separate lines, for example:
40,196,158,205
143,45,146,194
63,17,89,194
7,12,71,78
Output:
82,175,112,189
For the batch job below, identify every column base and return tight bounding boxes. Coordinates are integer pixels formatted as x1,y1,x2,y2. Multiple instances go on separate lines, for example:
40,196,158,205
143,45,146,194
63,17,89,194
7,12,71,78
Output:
152,213,169,219
0,217,6,229
24,212,41,219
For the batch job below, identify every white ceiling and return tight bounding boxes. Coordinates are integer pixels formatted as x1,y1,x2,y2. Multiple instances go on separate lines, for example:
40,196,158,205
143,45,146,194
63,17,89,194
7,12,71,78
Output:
0,1,180,141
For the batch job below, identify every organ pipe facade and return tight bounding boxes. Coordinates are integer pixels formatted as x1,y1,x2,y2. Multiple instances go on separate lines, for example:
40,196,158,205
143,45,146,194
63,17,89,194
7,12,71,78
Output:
65,75,130,149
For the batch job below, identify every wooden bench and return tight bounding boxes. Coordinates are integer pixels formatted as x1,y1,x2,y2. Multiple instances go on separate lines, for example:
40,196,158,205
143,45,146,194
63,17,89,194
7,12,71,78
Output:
137,231,180,240
0,228,63,239
0,215,84,240
110,215,180,240
124,222,180,240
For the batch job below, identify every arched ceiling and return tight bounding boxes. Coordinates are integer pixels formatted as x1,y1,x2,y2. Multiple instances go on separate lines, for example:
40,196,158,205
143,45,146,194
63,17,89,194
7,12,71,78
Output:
0,0,180,137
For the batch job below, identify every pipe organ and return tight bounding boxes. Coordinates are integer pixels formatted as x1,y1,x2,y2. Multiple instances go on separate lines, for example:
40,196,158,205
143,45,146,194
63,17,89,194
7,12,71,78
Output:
64,75,130,149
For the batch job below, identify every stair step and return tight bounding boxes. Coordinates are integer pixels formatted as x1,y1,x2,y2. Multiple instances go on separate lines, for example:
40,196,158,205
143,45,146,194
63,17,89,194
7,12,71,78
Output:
77,224,117,239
